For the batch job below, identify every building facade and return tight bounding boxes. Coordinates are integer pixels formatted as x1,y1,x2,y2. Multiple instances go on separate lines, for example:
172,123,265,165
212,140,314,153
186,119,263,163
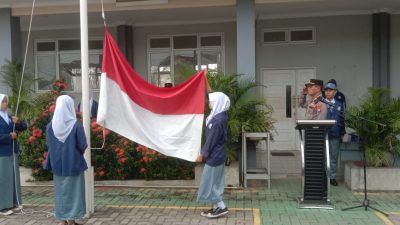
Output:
0,0,399,151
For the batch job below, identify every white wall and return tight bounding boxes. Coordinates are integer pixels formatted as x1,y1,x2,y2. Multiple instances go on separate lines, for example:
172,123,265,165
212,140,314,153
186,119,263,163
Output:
391,15,400,98
256,15,373,106
133,22,237,79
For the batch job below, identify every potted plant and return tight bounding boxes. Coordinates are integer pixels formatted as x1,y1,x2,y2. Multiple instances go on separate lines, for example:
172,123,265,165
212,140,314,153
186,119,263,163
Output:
207,72,275,164
344,87,400,191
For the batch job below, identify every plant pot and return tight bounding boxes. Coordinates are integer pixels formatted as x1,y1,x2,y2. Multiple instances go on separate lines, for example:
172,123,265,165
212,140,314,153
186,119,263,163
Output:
344,162,400,191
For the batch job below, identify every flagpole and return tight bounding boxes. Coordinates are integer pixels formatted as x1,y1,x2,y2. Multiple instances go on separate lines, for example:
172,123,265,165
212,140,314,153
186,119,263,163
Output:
80,0,94,216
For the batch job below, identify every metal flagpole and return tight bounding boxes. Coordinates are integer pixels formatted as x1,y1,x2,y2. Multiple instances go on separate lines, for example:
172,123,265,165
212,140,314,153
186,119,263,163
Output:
80,0,94,216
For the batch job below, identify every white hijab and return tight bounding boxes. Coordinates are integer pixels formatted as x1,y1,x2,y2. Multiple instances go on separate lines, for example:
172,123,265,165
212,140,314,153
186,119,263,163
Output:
52,95,77,143
206,92,230,125
0,94,10,125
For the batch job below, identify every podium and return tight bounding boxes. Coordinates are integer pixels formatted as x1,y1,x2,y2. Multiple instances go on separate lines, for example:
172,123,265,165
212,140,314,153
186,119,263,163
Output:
295,120,335,209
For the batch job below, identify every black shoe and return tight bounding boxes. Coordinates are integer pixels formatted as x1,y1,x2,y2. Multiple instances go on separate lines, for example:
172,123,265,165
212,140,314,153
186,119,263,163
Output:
206,207,228,218
330,179,338,186
200,208,215,217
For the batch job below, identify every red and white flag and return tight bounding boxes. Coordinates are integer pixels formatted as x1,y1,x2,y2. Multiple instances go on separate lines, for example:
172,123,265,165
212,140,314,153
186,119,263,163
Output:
97,30,206,162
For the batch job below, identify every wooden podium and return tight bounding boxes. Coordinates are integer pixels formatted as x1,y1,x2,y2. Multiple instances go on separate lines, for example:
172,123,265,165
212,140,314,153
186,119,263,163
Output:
295,120,335,209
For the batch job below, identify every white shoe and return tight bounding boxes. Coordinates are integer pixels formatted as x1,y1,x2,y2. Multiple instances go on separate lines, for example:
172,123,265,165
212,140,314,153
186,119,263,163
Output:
0,209,14,216
12,206,23,212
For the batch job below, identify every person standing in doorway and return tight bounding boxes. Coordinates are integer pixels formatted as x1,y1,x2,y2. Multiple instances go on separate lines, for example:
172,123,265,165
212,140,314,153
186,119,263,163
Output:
324,82,345,186
196,90,230,219
44,95,88,225
0,94,27,216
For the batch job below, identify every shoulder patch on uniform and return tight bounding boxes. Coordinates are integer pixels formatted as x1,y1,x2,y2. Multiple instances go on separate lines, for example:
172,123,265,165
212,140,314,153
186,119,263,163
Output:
208,123,213,129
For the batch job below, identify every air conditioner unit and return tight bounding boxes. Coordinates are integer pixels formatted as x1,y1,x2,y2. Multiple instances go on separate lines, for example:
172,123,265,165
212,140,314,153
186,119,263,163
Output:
116,0,168,7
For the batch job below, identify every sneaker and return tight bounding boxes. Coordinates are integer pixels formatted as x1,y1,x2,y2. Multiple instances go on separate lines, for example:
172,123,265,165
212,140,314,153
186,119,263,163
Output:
206,207,228,218
330,179,338,186
0,209,13,216
200,208,215,217
12,205,23,212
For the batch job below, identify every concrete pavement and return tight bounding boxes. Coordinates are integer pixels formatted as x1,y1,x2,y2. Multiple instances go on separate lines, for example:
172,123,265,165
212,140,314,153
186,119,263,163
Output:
0,179,399,225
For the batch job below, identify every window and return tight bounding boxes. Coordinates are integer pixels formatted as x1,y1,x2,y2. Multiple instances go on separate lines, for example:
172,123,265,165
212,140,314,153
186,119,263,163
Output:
148,34,223,87
263,30,286,43
35,39,103,92
263,27,315,45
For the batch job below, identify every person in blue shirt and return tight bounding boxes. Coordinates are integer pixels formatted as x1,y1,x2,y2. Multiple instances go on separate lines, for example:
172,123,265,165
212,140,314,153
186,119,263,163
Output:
0,94,27,216
196,91,230,219
44,95,88,225
324,83,345,186
327,79,346,108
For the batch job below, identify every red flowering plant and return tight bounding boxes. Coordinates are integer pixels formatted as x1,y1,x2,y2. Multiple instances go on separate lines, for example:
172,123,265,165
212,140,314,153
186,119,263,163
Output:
90,120,141,180
18,80,67,180
136,144,195,180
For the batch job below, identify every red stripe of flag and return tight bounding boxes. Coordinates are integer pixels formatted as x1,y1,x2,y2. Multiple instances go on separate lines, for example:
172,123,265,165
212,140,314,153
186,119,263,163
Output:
102,30,206,115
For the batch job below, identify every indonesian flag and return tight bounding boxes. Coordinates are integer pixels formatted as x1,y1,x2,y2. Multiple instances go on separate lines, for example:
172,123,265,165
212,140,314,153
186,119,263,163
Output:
97,30,206,162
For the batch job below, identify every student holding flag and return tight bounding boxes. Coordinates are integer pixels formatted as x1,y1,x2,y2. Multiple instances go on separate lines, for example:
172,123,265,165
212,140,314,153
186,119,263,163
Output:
196,88,231,218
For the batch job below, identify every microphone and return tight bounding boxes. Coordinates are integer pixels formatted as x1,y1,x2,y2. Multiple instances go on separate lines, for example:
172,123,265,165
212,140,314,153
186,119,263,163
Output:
316,96,335,107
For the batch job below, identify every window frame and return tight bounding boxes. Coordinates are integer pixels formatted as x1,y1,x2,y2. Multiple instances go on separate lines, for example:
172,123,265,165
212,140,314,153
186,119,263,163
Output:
262,27,316,45
34,38,103,93
147,33,225,85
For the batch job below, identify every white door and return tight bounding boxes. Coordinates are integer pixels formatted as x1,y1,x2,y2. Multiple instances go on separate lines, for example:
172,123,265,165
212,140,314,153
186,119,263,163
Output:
261,68,316,151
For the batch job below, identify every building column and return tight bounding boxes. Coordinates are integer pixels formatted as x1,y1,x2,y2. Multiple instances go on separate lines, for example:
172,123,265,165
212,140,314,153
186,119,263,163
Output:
117,25,134,67
236,0,255,81
0,8,21,93
372,12,390,89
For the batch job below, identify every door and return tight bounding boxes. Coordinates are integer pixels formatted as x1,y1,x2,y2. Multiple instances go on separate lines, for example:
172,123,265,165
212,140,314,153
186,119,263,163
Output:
261,68,316,151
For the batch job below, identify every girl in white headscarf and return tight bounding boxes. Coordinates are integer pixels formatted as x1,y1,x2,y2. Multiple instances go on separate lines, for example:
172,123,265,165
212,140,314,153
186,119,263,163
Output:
44,95,88,225
0,94,27,216
196,92,230,219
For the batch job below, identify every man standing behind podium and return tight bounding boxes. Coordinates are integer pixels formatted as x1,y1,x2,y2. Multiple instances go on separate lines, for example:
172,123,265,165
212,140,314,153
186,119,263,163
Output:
324,82,345,186
299,79,327,120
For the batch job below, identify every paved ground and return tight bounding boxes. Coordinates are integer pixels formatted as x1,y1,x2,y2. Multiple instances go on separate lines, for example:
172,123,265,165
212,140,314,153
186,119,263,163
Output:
1,179,399,225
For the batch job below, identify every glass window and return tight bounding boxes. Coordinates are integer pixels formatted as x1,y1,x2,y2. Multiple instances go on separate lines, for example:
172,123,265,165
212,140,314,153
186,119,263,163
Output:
150,38,170,49
174,50,197,85
149,52,171,87
147,34,223,86
36,55,56,90
89,40,103,50
59,53,80,91
264,31,286,43
88,54,102,89
200,36,221,47
59,40,80,51
173,36,197,49
37,42,56,52
290,30,313,42
200,51,222,75
35,39,103,92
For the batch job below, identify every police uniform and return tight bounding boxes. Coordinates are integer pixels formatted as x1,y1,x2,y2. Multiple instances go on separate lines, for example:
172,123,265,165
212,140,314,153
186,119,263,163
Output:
305,96,328,120
302,79,328,120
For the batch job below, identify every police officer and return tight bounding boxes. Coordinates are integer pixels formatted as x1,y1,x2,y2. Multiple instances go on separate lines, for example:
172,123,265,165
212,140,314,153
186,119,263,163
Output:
300,79,327,120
